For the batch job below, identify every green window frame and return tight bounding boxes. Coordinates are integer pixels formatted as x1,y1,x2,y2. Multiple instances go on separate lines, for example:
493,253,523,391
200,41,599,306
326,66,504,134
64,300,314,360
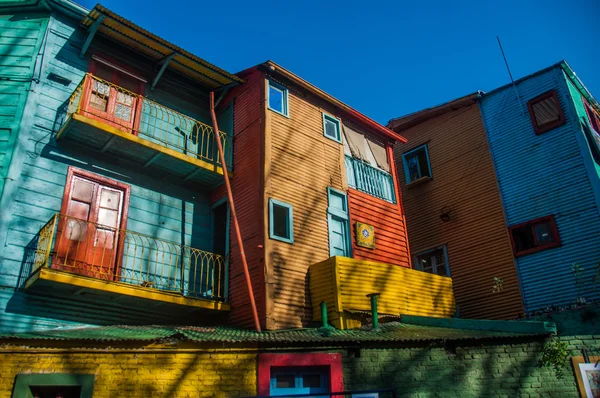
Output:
267,80,289,117
322,113,341,143
402,144,432,184
12,374,95,398
269,198,294,244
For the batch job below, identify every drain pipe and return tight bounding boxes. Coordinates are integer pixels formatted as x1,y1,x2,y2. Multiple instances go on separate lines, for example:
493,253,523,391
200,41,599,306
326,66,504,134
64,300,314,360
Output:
209,92,261,333
320,301,328,327
367,293,379,330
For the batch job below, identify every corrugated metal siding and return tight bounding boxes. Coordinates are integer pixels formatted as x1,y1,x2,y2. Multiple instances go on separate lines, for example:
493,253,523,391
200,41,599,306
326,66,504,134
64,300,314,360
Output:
0,15,222,333
223,70,266,329
0,14,47,198
480,67,600,312
394,104,524,320
265,85,345,329
309,256,455,329
347,188,410,267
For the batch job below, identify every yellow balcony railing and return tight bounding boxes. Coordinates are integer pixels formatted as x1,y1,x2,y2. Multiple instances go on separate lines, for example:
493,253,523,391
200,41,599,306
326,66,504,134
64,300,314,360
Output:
29,214,227,301
63,73,232,169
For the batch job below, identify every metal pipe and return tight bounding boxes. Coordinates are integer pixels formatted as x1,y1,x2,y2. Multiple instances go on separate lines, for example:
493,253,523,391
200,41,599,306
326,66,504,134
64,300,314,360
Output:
366,293,379,330
320,301,328,328
209,91,261,333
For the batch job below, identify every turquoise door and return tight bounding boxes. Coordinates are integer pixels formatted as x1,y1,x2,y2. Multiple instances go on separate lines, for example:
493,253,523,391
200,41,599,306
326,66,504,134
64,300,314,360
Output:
270,368,329,396
327,188,351,257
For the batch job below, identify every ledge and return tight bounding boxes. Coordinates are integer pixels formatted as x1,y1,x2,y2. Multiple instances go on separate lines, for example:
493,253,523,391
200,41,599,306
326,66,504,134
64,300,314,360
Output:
406,176,432,189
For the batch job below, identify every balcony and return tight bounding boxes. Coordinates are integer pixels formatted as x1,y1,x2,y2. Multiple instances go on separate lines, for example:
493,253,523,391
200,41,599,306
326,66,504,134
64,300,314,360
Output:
24,214,229,311
345,156,396,203
56,74,232,187
309,256,455,329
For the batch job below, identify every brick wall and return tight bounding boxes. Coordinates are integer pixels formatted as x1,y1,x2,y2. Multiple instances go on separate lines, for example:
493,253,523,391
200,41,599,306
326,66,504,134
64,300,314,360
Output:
343,336,600,397
0,351,256,398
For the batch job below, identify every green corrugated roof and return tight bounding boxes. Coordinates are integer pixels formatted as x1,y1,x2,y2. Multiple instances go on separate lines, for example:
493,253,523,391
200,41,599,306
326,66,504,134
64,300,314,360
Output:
0,322,550,345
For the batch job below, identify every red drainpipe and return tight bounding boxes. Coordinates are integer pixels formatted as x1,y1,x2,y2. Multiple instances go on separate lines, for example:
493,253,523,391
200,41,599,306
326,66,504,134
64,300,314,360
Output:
209,91,261,333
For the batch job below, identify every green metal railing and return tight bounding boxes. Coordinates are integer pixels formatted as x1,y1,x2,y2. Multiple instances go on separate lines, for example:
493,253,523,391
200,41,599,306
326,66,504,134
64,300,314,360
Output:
65,73,232,168
345,155,396,203
31,214,227,301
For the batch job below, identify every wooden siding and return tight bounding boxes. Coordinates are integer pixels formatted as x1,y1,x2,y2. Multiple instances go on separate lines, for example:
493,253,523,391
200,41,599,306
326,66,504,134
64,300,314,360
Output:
480,67,600,312
393,104,524,320
0,14,47,199
347,188,410,267
0,15,224,333
264,80,345,329
222,70,266,329
309,256,455,329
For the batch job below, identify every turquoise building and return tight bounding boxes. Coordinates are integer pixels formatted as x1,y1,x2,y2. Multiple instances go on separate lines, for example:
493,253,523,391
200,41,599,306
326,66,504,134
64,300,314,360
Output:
0,0,238,332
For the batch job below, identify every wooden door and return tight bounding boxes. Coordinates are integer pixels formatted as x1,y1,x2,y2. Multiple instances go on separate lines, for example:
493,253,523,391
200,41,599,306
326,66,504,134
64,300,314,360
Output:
82,61,140,133
55,173,125,281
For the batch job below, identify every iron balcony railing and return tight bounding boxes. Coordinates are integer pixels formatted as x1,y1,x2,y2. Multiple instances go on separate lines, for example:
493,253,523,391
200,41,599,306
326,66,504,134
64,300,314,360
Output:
345,155,396,203
65,73,232,168
31,214,227,301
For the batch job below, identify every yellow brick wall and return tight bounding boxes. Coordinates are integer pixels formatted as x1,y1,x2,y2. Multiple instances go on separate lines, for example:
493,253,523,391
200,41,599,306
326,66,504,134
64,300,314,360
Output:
0,350,257,398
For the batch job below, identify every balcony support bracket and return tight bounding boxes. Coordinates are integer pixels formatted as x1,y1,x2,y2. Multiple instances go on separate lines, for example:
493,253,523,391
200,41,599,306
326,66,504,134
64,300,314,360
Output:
143,152,162,168
151,52,178,91
80,15,105,58
100,135,117,153
184,168,202,181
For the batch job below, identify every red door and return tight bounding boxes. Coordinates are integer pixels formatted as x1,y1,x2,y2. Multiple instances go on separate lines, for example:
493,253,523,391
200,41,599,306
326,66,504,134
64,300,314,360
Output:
81,60,141,133
55,172,126,281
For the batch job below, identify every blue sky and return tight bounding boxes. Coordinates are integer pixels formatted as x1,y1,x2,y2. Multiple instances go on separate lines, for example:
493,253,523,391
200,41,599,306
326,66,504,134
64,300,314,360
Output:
79,0,599,125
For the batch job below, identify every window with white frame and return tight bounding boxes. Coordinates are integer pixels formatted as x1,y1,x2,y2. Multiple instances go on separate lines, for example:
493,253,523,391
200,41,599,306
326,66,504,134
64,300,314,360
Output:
268,80,289,117
402,144,431,184
323,113,341,143
414,246,449,277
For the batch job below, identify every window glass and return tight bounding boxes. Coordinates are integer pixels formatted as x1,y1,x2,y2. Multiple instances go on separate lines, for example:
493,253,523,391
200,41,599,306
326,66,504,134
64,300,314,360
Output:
268,81,288,116
302,374,321,388
29,386,82,398
403,145,431,183
510,216,560,256
415,247,448,276
275,374,296,388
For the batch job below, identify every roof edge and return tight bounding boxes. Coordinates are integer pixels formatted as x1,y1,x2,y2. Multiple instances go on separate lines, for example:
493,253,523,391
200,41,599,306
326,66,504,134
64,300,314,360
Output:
401,315,556,335
262,61,407,143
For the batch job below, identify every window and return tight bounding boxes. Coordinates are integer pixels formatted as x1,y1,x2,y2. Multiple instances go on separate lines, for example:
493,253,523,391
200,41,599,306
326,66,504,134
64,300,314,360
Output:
527,90,566,135
414,246,449,277
509,215,560,257
322,113,341,143
269,198,293,243
582,99,600,165
402,144,432,184
327,188,351,257
270,368,329,395
268,80,289,117
12,374,95,398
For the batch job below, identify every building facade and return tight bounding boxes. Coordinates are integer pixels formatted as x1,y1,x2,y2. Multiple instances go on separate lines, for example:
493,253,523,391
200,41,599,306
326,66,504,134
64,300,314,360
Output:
390,62,600,318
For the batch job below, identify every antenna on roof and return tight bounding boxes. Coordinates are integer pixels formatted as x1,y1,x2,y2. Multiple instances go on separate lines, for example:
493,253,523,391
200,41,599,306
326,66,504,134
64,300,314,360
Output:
497,36,524,116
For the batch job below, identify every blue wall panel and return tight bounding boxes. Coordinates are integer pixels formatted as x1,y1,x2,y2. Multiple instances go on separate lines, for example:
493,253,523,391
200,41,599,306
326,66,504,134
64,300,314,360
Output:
480,66,600,312
0,14,218,333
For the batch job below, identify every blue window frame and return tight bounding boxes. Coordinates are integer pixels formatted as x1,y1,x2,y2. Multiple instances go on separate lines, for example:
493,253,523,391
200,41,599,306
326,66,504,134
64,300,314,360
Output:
402,144,432,184
322,113,341,143
414,245,450,277
268,80,289,117
269,198,294,243
270,367,329,396
327,188,351,257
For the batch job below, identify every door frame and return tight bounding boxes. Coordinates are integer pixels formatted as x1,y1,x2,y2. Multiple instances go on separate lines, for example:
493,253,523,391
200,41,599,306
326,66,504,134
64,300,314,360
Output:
59,167,131,279
327,187,352,258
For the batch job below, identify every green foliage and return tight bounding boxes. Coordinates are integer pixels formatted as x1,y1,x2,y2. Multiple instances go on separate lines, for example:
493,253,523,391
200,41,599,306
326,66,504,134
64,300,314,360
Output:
571,262,585,297
492,277,504,293
540,340,570,379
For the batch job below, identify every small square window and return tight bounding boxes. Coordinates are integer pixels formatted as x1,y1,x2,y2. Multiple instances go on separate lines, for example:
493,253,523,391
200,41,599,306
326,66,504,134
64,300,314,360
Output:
402,144,432,184
414,246,449,277
527,90,566,135
268,80,289,117
269,198,294,243
509,215,560,257
12,374,95,398
322,113,341,143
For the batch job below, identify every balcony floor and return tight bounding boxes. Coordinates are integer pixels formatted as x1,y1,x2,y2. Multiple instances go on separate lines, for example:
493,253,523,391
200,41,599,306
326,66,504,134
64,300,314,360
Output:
57,114,230,188
26,267,230,312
